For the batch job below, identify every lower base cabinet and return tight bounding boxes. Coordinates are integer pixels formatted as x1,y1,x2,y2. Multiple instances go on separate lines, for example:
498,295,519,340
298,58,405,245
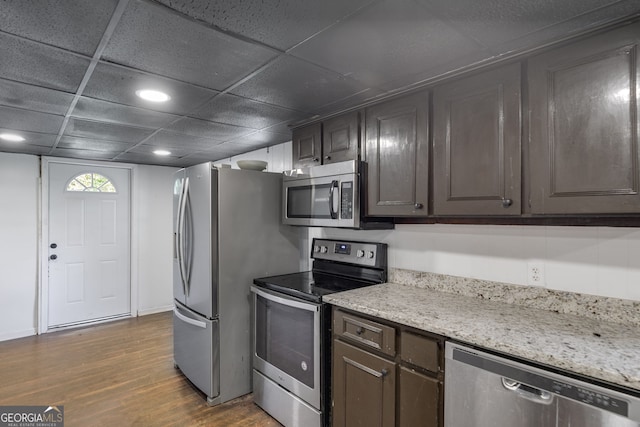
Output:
332,308,444,427
333,340,396,427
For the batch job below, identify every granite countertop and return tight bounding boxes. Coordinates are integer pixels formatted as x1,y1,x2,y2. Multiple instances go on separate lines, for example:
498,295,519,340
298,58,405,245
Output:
324,282,640,392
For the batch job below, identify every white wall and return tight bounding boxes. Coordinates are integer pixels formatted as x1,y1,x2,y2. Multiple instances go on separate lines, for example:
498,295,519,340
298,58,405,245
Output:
0,152,179,341
135,164,177,315
0,153,39,341
213,141,292,172
316,224,640,302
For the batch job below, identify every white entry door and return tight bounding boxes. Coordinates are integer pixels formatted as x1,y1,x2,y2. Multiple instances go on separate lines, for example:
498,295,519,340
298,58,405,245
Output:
47,162,131,328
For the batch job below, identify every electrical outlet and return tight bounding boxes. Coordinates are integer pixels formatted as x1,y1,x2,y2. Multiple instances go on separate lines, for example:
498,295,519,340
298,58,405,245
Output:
527,261,545,286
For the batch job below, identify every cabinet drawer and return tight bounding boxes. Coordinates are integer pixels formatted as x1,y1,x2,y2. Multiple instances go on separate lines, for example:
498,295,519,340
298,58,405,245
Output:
334,310,396,356
400,331,440,373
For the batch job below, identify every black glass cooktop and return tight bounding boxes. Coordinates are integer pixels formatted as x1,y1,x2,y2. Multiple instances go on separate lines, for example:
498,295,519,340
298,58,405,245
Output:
253,271,375,303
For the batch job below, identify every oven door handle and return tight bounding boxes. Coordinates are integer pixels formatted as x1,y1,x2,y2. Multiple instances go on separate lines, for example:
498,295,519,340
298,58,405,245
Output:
251,286,320,312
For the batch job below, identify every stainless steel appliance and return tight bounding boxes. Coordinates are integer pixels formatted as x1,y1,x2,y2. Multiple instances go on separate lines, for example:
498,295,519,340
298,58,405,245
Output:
173,162,301,405
282,160,394,229
252,238,388,427
445,342,640,426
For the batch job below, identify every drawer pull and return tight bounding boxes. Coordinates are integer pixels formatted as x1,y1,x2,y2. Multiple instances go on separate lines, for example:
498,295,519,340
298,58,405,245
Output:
381,368,389,377
356,327,364,335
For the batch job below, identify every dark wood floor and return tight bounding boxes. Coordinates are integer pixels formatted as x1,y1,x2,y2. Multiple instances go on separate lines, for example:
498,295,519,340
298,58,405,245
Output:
0,311,281,426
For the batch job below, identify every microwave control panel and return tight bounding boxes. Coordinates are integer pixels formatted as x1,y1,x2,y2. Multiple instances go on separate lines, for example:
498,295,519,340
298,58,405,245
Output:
340,181,353,219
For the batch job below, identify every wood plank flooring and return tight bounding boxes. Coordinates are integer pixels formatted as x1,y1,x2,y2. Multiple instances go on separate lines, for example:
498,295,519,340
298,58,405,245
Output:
0,312,281,426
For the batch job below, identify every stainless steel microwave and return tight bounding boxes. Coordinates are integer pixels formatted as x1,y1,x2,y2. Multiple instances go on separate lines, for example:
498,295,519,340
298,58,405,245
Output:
282,160,394,229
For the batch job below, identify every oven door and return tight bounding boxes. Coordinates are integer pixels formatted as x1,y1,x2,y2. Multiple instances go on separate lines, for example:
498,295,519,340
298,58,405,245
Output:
283,173,359,228
252,286,321,409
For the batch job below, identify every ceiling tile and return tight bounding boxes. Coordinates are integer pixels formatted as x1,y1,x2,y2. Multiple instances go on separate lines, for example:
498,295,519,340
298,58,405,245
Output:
0,143,52,156
290,0,484,87
0,106,63,134
228,130,291,148
83,62,219,115
154,0,377,51
419,0,625,48
49,148,122,160
113,151,184,166
206,141,263,157
315,87,387,116
166,117,254,141
64,118,153,143
57,136,132,152
0,79,74,115
231,55,370,113
0,128,57,147
129,144,195,158
144,130,225,150
0,0,119,56
101,0,279,90
72,97,181,129
491,1,640,54
192,93,307,130
0,33,90,92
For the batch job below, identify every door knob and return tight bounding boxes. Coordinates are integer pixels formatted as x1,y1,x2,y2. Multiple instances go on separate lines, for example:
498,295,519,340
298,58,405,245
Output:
50,243,57,249
49,254,58,260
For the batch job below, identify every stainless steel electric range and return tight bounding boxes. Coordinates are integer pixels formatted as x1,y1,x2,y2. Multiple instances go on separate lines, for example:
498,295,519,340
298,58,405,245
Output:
251,238,388,427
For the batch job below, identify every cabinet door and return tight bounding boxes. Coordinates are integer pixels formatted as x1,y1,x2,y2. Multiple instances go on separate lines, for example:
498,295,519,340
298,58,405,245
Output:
365,91,429,216
322,111,359,164
292,123,322,168
433,63,521,215
332,340,396,427
529,23,640,214
398,367,440,427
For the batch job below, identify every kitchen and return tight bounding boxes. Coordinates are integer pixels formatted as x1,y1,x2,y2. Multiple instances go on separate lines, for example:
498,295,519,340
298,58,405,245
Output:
1,0,640,426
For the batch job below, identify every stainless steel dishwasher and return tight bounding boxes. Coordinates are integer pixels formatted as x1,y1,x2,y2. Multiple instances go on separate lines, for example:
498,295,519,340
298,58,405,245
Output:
445,342,640,427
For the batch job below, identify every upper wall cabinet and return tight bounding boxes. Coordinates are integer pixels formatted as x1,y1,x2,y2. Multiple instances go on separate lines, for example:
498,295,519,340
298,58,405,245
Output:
322,111,359,165
292,122,322,168
529,23,640,214
365,91,429,216
433,63,522,216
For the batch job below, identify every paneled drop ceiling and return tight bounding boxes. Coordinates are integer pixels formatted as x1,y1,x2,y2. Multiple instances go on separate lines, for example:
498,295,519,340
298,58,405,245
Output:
0,0,638,166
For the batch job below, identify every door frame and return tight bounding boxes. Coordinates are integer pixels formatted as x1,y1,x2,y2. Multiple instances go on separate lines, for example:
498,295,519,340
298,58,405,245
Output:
39,157,138,334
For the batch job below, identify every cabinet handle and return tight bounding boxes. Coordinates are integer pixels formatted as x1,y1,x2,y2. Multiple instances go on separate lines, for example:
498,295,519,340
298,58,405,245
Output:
381,368,389,377
325,155,331,160
313,157,320,162
355,326,364,335
501,198,513,208
414,203,424,209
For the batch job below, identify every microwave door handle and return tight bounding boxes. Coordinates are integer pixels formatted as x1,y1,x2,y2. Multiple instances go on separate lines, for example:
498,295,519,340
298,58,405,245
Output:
329,180,339,219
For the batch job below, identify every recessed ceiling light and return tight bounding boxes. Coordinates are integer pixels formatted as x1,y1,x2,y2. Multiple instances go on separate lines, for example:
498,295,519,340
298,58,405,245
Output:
135,89,171,103
0,133,25,142
153,149,172,156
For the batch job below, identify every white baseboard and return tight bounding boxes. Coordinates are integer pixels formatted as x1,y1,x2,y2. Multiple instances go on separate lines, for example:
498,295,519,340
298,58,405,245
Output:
138,305,173,316
0,328,37,342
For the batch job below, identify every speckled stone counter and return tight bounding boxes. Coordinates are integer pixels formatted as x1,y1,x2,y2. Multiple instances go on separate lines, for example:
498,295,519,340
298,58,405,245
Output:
324,280,640,392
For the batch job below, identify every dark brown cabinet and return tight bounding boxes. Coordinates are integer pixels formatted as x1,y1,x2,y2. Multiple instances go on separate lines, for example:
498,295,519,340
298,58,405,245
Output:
365,91,429,216
433,63,522,216
292,122,322,168
528,23,640,214
292,112,360,168
332,340,397,427
322,111,359,165
332,308,444,427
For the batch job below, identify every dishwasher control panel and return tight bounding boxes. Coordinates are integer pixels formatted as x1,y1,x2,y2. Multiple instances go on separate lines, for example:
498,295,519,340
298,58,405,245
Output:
551,381,628,416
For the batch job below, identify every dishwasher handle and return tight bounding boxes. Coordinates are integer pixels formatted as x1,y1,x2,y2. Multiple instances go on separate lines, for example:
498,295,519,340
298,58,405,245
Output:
502,377,554,405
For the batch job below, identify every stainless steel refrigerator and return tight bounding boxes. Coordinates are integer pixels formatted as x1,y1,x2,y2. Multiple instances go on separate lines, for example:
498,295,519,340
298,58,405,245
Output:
172,162,301,405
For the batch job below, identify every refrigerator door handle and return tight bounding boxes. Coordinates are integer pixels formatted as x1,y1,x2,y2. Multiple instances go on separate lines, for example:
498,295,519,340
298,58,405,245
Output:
174,307,207,329
182,177,192,295
178,177,190,295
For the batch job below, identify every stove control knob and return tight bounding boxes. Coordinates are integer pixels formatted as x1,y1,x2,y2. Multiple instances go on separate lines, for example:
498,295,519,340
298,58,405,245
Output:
313,245,320,253
367,251,375,259
320,246,328,254
356,249,365,258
